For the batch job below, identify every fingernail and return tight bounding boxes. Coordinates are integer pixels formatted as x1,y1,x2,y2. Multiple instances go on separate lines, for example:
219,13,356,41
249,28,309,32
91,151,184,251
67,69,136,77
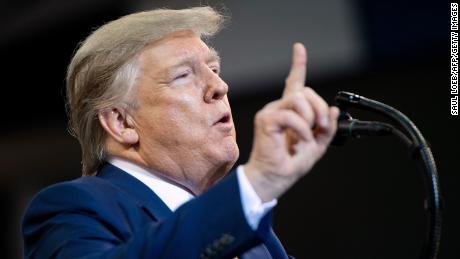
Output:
320,116,328,127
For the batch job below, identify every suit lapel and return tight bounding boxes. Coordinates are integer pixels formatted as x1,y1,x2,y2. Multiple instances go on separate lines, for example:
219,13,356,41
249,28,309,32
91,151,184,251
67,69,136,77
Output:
241,244,272,259
97,164,289,258
264,228,289,259
96,163,173,221
241,228,289,259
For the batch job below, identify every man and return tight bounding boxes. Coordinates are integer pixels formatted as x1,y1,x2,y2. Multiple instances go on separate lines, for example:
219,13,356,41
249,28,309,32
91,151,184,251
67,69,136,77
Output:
22,7,339,258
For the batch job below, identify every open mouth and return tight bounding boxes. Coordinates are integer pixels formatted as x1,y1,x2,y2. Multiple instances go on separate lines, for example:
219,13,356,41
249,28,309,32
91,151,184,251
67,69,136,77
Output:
215,112,231,125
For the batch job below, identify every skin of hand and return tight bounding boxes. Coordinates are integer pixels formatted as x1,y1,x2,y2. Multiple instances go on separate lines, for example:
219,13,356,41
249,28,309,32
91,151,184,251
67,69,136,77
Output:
243,43,340,203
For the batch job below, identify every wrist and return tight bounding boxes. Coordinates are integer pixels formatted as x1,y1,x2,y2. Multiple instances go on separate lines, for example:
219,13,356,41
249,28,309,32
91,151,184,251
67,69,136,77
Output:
243,162,296,203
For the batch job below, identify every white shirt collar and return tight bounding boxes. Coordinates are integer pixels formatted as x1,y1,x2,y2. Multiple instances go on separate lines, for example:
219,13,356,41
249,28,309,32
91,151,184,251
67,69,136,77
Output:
107,156,194,211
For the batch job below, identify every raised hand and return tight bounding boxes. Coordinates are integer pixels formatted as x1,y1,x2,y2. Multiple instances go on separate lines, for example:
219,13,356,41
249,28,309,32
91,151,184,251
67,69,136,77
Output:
243,43,340,202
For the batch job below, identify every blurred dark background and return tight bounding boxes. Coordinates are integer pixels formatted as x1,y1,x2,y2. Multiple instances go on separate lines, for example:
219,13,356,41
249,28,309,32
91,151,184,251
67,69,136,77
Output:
0,0,457,258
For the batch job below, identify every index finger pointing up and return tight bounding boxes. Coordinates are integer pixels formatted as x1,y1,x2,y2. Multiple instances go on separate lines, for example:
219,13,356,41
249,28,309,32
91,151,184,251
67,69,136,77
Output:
284,43,307,96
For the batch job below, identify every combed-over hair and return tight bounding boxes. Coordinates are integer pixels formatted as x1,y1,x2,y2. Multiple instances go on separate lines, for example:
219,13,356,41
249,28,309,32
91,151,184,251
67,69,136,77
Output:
66,7,226,175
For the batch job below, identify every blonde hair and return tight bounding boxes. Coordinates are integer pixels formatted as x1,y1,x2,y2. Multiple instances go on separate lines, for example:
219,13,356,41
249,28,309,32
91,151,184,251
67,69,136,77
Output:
66,7,226,175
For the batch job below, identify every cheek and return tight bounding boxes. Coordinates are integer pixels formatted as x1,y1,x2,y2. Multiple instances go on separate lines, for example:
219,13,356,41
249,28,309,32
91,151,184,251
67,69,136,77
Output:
140,99,207,141
166,97,207,128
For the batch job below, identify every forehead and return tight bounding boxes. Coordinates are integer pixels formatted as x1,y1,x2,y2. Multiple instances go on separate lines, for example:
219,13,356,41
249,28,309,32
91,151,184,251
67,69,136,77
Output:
139,30,219,68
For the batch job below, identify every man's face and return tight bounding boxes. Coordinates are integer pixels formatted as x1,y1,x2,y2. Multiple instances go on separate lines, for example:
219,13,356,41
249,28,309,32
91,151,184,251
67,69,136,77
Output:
129,30,239,194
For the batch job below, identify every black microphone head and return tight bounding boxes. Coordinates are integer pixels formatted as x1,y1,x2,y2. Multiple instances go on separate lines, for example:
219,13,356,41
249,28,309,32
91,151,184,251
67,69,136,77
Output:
334,91,362,109
330,109,394,147
330,111,352,146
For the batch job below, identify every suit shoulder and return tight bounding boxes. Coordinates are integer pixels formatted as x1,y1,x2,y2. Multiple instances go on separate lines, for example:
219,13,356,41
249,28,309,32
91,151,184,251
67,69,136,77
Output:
24,176,118,215
37,175,112,196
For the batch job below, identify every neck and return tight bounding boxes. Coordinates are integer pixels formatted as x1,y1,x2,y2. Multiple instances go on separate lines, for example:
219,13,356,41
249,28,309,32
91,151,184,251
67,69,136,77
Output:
105,139,230,195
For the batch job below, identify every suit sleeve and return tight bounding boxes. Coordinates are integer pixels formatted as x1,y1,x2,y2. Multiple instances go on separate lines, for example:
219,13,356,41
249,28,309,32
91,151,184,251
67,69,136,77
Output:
22,170,273,259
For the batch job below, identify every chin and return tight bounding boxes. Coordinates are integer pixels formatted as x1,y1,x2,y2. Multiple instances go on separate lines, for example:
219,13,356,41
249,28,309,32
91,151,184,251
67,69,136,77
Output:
211,141,239,177
223,139,239,168
198,139,239,192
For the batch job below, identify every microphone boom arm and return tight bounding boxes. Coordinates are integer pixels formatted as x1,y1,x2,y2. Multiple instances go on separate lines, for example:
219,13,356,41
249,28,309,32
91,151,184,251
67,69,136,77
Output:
334,91,442,259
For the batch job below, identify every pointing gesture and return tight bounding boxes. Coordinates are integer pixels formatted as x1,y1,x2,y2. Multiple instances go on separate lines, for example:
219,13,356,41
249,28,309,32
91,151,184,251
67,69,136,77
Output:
244,43,339,202
284,43,332,148
284,43,307,95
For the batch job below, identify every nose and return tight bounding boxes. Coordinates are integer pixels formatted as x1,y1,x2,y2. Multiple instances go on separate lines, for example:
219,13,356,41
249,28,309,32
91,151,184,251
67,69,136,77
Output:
203,72,228,103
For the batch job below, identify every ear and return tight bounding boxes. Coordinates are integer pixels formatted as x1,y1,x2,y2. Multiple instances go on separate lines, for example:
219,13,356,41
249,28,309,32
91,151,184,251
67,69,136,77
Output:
98,108,139,145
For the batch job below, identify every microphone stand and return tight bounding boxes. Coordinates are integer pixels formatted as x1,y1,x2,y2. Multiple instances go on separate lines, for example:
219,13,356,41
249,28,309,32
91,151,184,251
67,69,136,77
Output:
333,91,442,259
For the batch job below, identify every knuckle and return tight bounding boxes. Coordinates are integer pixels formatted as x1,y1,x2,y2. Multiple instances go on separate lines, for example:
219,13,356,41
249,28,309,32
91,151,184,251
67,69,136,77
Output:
303,86,315,95
293,91,304,100
286,92,302,103
293,93,309,107
254,108,272,125
264,100,278,110
283,109,294,119
305,110,314,121
254,110,265,123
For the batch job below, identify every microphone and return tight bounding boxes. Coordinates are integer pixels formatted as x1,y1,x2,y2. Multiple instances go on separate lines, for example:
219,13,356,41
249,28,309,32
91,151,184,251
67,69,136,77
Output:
331,111,393,146
330,91,441,259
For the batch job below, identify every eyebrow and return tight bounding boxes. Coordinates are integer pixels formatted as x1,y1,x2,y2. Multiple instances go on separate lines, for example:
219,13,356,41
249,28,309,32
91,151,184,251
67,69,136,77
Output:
207,47,221,64
169,47,221,71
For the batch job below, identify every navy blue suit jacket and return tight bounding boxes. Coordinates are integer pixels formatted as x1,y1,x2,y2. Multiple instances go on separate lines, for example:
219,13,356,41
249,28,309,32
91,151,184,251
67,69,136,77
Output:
22,163,290,258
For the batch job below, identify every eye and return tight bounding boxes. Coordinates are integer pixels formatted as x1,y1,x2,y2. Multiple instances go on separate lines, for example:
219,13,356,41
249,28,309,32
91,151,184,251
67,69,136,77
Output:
174,71,190,80
210,66,220,74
